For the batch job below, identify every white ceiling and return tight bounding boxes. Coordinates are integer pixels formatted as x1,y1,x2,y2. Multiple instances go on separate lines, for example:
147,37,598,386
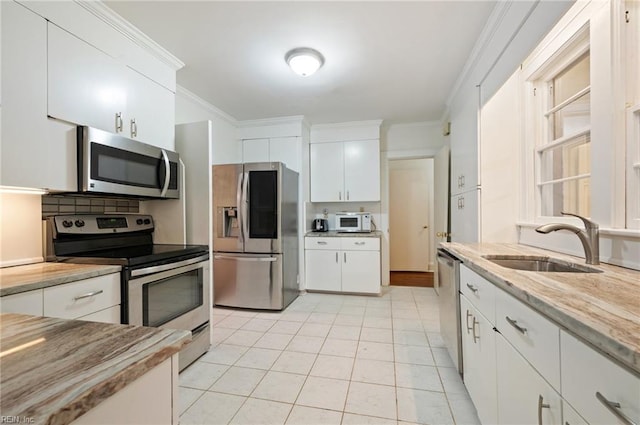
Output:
105,1,496,124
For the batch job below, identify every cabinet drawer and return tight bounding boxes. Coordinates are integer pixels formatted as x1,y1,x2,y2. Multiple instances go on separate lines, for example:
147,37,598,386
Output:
78,305,121,324
0,290,44,316
44,273,120,319
305,237,341,250
495,288,560,390
561,331,640,425
459,264,495,322
340,237,380,251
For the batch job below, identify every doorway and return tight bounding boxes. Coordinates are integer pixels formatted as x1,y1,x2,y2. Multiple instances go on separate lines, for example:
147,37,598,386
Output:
389,158,434,287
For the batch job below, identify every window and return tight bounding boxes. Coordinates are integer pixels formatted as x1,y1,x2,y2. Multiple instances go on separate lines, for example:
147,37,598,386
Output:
532,29,591,219
626,0,640,229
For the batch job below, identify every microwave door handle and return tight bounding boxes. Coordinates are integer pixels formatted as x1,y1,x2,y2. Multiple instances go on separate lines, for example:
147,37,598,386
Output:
242,172,249,240
236,172,244,244
160,149,171,197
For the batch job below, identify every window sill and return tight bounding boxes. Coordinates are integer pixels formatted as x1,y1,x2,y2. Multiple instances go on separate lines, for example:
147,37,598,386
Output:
516,222,640,239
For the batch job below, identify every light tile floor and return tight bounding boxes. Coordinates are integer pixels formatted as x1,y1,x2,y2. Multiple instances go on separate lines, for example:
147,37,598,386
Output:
179,286,481,425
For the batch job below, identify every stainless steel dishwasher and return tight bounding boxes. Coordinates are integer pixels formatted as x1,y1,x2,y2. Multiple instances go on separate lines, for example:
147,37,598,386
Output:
437,248,463,375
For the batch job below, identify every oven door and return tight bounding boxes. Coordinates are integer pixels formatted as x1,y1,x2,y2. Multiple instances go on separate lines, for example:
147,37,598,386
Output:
127,258,210,331
78,126,180,199
337,215,361,232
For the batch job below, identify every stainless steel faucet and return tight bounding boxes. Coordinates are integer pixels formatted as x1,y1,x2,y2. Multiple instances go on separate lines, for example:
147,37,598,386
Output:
535,212,600,265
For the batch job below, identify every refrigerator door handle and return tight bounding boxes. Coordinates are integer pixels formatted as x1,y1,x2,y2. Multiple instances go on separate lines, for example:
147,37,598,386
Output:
214,255,277,262
236,172,244,244
241,172,249,241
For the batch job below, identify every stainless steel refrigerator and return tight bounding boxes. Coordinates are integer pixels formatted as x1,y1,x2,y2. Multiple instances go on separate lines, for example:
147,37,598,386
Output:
212,162,299,310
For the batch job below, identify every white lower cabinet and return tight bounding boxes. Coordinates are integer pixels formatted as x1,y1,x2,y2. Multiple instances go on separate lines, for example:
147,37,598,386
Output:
459,264,640,425
305,237,380,294
0,273,121,324
460,294,498,425
563,401,589,425
496,333,563,425
0,289,44,316
561,331,640,425
70,356,178,424
305,249,342,292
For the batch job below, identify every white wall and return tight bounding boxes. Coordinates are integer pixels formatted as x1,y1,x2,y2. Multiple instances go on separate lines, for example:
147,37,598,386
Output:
175,86,240,165
0,193,43,267
379,121,445,284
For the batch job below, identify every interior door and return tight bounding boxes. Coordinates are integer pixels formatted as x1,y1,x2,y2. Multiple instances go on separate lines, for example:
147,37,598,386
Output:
389,158,431,272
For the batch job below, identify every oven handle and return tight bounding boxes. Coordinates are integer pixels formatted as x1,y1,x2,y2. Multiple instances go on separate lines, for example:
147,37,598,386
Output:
130,254,209,277
214,255,277,262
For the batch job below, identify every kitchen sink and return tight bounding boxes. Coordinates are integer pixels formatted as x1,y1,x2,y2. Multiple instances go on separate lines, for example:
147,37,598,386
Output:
482,255,603,273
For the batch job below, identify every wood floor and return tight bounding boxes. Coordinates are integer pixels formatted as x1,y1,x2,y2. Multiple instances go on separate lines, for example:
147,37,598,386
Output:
390,271,434,287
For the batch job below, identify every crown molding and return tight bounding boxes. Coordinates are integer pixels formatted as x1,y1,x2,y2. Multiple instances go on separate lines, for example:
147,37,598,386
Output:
176,85,238,125
76,1,185,71
236,115,307,129
445,1,514,108
310,119,384,130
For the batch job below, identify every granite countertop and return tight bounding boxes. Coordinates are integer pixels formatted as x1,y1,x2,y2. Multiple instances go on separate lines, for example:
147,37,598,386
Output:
0,263,122,297
0,313,191,425
441,242,640,375
305,230,383,238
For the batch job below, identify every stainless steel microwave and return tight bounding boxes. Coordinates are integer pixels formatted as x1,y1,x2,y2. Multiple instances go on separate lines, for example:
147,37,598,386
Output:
77,126,180,199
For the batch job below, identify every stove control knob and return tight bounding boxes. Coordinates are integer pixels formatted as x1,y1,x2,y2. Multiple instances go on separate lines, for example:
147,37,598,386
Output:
62,220,73,228
144,219,151,225
136,218,144,225
74,220,85,228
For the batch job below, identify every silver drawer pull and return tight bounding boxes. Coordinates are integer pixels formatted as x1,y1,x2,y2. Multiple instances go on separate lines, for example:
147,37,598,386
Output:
74,290,104,301
506,316,527,335
538,395,550,425
317,241,328,245
466,283,478,293
355,242,366,245
596,392,637,425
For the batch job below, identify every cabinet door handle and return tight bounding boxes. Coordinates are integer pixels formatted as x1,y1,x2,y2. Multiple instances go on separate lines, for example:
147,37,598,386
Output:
115,112,123,132
461,174,465,188
347,190,350,200
339,192,342,200
538,395,550,425
336,252,338,263
317,241,327,245
343,252,346,263
355,242,365,246
74,290,104,301
465,310,473,333
130,118,137,137
466,283,478,293
472,317,480,343
596,392,636,425
506,316,527,335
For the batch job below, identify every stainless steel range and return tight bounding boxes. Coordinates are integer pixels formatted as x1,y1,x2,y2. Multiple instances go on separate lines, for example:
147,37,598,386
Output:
46,214,210,371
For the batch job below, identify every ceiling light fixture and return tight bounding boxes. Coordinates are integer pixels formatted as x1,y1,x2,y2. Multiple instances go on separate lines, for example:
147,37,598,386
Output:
285,47,325,77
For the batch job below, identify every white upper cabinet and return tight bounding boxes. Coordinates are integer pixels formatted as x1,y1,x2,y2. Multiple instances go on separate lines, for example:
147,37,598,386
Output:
343,140,380,202
126,68,175,150
310,139,380,202
310,142,345,202
48,23,175,150
241,137,302,172
310,121,382,203
1,1,78,191
48,24,129,135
